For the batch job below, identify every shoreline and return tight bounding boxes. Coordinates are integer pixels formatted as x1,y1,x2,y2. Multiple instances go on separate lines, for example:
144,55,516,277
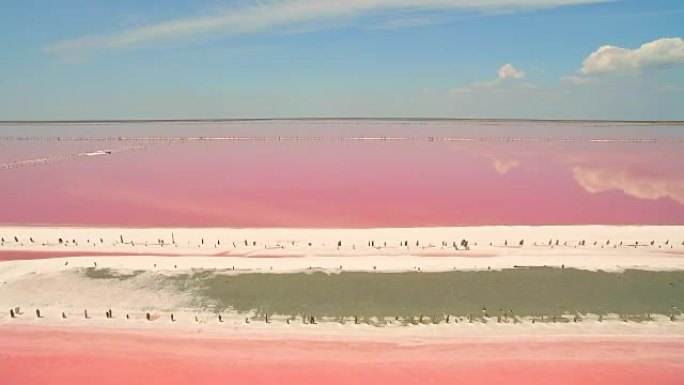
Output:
3,319,684,344
3,225,683,335
2,117,684,125
1,225,683,273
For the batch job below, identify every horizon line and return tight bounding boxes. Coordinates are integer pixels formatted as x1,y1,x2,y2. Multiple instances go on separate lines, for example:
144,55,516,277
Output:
1,117,684,125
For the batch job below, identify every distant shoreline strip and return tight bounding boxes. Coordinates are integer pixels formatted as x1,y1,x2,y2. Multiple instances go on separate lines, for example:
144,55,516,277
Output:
1,136,683,143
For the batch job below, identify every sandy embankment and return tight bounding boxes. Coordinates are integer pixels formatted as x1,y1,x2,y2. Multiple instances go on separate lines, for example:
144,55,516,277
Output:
0,225,683,273
0,225,681,328
2,226,684,384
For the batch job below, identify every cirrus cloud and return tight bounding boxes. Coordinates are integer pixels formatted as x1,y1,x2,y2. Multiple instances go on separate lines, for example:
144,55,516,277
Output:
45,0,610,57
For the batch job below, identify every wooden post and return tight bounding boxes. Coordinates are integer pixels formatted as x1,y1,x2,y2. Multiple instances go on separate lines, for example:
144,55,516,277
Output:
218,314,223,322
62,312,67,319
10,308,15,318
171,314,175,322
146,312,151,321
84,309,89,319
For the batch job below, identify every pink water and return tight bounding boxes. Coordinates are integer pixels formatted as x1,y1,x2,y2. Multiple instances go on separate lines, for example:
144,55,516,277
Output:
1,128,683,227
2,326,683,385
2,121,684,384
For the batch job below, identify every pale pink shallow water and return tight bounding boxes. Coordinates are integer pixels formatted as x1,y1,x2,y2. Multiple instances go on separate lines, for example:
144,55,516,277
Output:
2,326,684,385
1,140,683,227
0,251,306,261
1,121,684,227
0,251,173,261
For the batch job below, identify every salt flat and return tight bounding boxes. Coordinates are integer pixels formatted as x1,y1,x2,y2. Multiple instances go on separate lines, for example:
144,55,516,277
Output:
1,225,683,329
1,225,683,272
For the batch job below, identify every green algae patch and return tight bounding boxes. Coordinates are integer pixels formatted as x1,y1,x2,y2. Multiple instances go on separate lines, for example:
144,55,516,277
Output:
85,267,684,319
82,267,146,281
195,269,684,318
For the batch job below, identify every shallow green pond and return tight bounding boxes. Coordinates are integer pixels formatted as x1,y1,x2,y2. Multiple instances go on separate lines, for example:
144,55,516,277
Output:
84,267,684,320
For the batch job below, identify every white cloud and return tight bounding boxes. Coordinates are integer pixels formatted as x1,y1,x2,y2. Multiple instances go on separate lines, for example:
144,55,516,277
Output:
45,0,609,56
451,63,526,93
498,63,526,79
580,37,684,75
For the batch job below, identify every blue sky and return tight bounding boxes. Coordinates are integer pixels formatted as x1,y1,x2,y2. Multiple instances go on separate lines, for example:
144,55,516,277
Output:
1,0,683,120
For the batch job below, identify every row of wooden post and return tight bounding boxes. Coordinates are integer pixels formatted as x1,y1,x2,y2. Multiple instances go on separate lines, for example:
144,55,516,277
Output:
8,308,678,323
5,234,684,248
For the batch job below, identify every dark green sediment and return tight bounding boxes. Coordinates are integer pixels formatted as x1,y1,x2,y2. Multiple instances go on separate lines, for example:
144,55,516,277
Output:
82,267,146,281
83,267,684,320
